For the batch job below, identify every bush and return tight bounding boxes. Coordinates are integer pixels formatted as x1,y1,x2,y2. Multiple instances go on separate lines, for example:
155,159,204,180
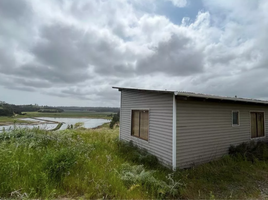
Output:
115,140,159,168
117,163,183,198
43,148,77,183
110,112,120,129
229,141,268,162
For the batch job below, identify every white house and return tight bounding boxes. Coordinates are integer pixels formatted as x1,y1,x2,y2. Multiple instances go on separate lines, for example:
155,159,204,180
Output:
113,87,268,169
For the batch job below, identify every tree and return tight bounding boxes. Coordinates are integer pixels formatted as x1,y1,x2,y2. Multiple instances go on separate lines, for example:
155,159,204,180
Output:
110,111,120,129
0,104,14,116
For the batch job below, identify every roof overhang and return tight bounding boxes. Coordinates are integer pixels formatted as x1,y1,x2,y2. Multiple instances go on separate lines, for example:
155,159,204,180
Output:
112,86,175,94
113,86,268,105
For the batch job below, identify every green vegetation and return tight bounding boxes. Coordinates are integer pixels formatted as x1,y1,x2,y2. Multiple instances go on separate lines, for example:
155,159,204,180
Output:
110,111,120,128
66,122,85,130
1,126,268,199
0,104,14,116
0,100,119,120
22,111,112,119
0,117,33,125
38,108,64,113
50,122,64,131
229,141,268,161
0,101,40,116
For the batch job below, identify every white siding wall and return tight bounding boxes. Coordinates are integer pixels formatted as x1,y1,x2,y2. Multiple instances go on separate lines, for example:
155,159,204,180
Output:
176,99,268,168
120,90,173,165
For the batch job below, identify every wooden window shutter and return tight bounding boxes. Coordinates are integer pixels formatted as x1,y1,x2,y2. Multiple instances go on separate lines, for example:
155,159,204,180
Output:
139,110,149,140
251,112,265,138
251,112,257,138
257,112,264,137
131,110,140,137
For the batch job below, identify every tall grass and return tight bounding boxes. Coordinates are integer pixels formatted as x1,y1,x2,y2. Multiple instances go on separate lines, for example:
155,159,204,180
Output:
1,126,268,199
0,125,177,199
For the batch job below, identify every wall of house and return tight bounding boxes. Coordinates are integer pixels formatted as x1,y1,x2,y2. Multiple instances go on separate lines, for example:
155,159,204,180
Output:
176,99,268,169
120,90,173,166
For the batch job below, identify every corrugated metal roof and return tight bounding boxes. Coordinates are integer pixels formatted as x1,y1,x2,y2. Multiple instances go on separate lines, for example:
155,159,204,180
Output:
112,86,268,105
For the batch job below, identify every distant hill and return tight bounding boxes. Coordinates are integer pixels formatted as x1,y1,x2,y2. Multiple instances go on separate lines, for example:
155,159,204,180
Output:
56,106,119,113
0,101,119,116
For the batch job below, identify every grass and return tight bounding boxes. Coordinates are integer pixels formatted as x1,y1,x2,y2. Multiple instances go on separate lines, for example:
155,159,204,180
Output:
0,117,32,125
1,125,268,199
21,111,113,119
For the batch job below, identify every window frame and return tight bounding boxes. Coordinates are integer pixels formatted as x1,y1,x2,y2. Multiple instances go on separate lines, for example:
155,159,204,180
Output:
130,109,149,141
250,111,266,139
232,110,240,126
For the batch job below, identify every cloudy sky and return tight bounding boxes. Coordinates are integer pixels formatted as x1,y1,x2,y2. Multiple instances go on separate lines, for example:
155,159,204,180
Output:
0,0,267,106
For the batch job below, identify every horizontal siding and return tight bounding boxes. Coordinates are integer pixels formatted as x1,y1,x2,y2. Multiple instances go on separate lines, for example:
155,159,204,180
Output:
176,100,268,168
120,90,173,166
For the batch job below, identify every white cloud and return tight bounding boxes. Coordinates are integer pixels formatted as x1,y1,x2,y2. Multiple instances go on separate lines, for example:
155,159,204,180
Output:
166,0,187,7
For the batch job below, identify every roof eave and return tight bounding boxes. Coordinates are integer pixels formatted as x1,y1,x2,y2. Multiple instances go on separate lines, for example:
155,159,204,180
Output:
112,86,175,94
112,86,268,105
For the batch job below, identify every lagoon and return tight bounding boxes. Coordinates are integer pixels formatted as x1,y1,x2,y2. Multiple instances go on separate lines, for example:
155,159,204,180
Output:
0,117,110,132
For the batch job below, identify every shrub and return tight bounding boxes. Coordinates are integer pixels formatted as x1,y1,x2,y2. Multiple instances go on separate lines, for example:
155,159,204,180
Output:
74,122,84,129
229,141,268,162
115,139,159,168
110,112,120,129
43,148,77,183
117,163,184,198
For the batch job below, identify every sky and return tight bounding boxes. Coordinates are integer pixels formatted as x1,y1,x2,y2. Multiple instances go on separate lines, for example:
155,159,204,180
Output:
0,0,268,107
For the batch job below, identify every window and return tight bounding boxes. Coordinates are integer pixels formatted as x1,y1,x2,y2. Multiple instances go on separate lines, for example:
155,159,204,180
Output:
232,111,239,126
251,112,265,138
131,110,149,140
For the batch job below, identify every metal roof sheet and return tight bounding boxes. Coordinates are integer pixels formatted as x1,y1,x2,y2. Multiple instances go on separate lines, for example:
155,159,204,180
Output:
112,86,268,105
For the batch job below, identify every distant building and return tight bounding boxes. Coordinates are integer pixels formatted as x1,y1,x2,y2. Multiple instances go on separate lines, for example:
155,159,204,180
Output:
113,87,268,169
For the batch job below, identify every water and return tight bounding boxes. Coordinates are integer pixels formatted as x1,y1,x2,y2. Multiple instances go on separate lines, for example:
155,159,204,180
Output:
0,118,110,132
35,117,110,130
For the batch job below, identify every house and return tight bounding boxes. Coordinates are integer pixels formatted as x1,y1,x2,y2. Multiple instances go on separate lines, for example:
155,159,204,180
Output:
113,87,268,169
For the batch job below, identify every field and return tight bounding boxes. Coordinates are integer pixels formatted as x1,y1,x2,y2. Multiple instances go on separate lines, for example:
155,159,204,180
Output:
22,111,113,119
0,117,33,126
1,124,268,199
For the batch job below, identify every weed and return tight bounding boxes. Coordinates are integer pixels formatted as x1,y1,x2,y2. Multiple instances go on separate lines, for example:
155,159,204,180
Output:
1,126,268,199
117,163,183,198
229,141,268,161
43,148,77,183
115,139,160,168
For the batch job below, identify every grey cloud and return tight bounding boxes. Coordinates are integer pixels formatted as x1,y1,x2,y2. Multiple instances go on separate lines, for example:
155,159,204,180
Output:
93,87,120,101
183,66,268,101
6,86,36,92
61,88,88,96
30,23,138,81
136,34,204,76
0,0,31,20
12,77,52,88
1,0,268,107
0,49,16,73
32,24,89,71
19,63,90,84
46,91,91,101
50,86,119,102
94,63,136,77
0,75,49,92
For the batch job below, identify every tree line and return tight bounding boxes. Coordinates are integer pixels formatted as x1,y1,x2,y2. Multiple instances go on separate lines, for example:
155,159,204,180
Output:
0,101,120,117
0,102,63,116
